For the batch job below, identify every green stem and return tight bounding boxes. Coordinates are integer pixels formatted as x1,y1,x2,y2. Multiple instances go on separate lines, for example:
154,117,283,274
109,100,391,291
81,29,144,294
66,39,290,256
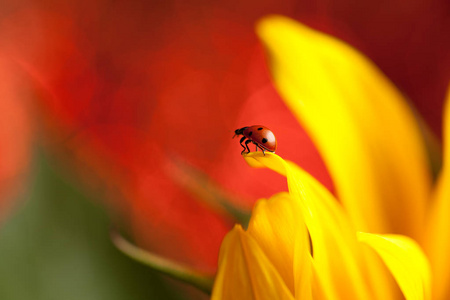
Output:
168,156,251,228
110,230,214,295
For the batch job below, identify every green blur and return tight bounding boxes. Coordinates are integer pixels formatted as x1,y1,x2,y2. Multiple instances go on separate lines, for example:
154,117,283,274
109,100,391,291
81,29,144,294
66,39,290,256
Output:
0,152,182,300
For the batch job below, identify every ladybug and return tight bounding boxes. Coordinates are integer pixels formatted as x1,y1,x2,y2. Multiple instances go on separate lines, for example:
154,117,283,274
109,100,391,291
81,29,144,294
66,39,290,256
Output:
233,125,277,155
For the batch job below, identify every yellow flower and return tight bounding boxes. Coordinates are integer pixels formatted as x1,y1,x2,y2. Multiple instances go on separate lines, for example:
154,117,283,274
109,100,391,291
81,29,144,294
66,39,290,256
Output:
212,153,430,300
211,15,450,299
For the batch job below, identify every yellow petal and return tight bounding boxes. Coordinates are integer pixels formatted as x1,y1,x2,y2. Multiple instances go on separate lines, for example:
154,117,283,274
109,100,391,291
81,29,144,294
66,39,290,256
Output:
257,15,431,238
358,232,431,300
211,225,294,300
425,85,450,300
247,192,312,299
244,153,373,299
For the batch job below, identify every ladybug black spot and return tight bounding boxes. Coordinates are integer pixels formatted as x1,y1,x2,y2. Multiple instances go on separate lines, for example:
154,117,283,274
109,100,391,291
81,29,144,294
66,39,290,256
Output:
258,127,263,130
248,131,253,136
262,138,268,143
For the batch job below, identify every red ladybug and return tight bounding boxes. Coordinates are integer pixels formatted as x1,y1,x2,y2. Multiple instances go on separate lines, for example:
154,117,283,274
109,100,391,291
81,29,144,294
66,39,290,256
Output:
233,125,277,155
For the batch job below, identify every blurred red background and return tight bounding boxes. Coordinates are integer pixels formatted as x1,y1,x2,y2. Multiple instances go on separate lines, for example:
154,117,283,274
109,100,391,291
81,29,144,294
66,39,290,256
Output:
0,0,448,274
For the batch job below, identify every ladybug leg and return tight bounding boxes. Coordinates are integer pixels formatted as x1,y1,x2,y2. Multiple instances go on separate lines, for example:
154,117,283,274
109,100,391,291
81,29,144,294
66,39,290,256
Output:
258,144,266,156
239,137,247,154
253,142,266,156
244,139,252,153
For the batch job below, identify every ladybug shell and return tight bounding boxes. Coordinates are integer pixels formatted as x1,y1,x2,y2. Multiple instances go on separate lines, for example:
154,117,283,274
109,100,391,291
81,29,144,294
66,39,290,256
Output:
243,125,277,152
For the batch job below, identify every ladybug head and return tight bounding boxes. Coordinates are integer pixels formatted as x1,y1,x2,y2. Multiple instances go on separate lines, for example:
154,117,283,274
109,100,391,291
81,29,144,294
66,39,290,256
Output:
233,127,247,138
